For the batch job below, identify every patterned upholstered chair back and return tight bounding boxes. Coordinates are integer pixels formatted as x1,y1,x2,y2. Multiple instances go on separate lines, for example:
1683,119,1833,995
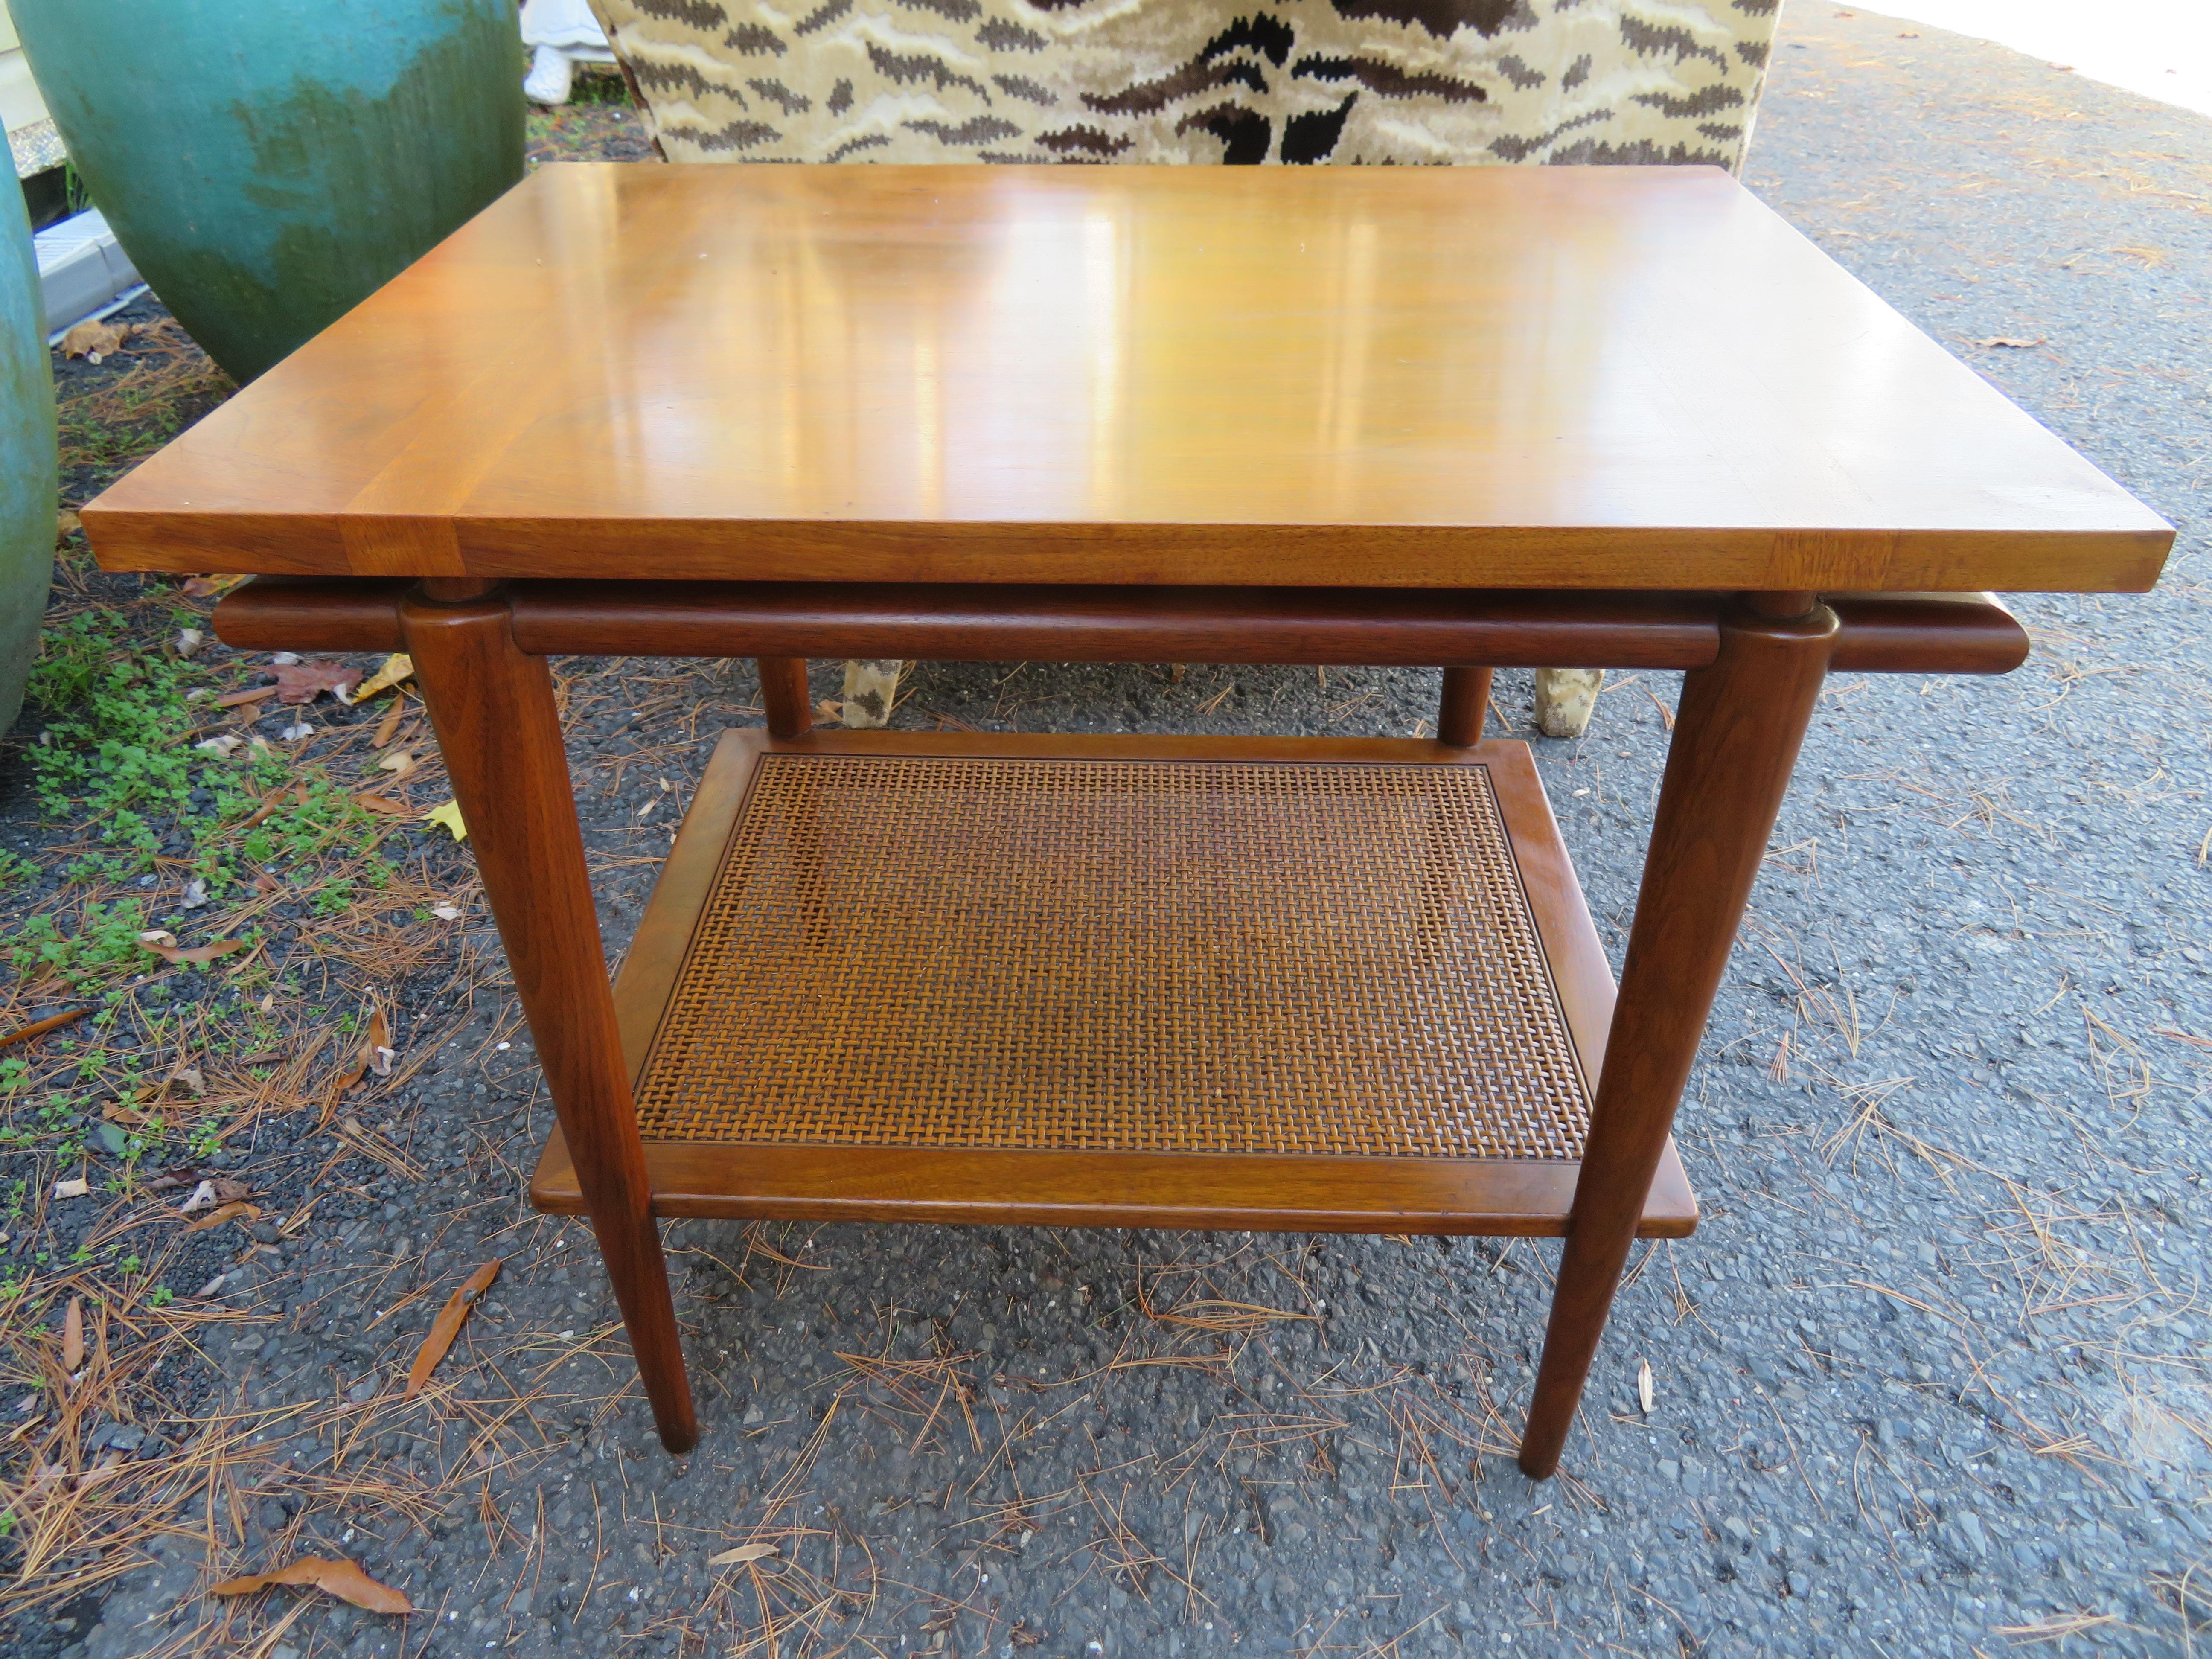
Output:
590,0,1783,172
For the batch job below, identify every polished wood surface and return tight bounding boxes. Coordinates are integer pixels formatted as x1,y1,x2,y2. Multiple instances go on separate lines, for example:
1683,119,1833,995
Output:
214,577,410,651
511,583,1725,666
755,656,812,739
88,165,2168,593
1519,599,1837,1479
400,589,697,1454
529,1133,1699,1240
1826,591,2031,674
530,726,1685,1236
211,576,2032,678
1438,667,1493,747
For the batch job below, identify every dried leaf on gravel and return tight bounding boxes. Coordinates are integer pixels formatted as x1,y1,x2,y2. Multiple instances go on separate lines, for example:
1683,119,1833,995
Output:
423,800,467,841
55,509,81,544
376,749,416,776
215,685,278,708
1638,1358,1656,1415
405,1260,503,1397
179,1177,250,1213
60,319,128,360
183,1201,260,1234
138,936,246,967
52,1178,88,1199
355,793,414,817
366,1009,394,1077
103,1101,151,1128
708,1542,780,1566
1,1006,91,1049
332,1008,393,1095
62,1298,84,1372
211,1557,413,1615
180,574,249,598
271,661,363,704
355,653,414,701
1973,336,2046,349
373,697,408,748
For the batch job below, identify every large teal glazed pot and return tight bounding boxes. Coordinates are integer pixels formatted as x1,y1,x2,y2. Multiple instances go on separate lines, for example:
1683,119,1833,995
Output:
11,0,524,382
0,175,57,742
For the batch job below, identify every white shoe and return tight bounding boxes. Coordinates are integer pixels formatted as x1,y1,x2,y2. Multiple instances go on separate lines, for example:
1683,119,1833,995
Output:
524,43,576,106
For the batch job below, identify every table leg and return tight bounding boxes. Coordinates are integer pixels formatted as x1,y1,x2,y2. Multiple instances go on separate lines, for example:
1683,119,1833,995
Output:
1437,667,1492,748
403,585,699,1454
758,658,813,739
1519,599,1837,1479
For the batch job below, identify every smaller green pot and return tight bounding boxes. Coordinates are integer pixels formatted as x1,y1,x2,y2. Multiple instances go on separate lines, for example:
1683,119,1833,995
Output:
0,175,57,742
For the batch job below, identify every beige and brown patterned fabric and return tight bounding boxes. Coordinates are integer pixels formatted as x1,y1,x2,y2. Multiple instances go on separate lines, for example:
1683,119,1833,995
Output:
591,0,1783,172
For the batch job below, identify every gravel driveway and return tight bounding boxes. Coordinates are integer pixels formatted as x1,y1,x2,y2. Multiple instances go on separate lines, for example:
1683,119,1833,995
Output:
38,8,2212,1658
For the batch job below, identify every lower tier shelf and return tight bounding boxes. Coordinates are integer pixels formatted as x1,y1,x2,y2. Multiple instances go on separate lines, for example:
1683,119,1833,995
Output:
530,729,1695,1238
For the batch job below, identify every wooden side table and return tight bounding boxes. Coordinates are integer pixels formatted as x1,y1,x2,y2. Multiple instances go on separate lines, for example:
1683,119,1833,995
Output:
82,165,2171,1479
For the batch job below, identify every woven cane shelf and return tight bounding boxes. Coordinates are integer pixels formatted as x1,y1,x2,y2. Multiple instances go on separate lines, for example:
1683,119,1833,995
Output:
530,731,1696,1237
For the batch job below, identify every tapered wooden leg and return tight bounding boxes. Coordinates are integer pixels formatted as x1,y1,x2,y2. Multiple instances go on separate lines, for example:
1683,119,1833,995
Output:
757,657,812,739
1438,666,1492,747
1519,597,1837,1479
404,584,699,1454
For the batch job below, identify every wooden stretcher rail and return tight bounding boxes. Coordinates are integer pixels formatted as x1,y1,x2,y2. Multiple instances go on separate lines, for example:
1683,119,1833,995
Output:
530,1131,1703,1238
211,579,2029,674
506,583,1723,667
215,577,410,651
1825,593,2030,674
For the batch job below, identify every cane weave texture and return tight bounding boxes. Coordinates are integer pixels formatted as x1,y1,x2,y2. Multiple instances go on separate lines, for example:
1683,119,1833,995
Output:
633,754,1592,1160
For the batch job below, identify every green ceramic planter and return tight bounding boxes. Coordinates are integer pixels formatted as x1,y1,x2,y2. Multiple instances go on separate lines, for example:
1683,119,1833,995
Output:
12,0,524,382
0,175,57,742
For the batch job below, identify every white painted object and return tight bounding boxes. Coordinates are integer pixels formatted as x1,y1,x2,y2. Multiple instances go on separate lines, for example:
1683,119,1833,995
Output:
520,0,615,106
1,0,61,178
1865,0,2212,119
524,43,576,107
33,208,141,337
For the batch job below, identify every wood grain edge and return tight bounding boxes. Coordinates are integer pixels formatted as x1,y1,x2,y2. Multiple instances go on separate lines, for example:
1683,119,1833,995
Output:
747,729,1529,765
529,1130,1697,1239
608,730,768,1085
79,511,2175,596
1482,744,1616,1096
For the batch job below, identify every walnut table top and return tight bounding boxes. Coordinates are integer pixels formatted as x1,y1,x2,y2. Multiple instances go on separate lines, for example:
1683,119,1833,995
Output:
84,163,2171,594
